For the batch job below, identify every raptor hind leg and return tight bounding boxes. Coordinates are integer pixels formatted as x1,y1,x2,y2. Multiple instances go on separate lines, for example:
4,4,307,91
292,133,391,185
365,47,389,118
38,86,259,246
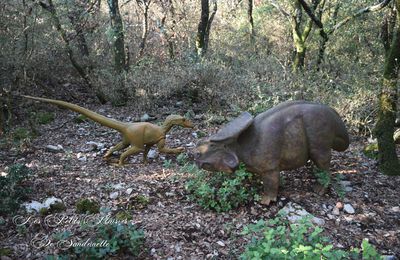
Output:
143,145,151,164
103,141,129,161
118,146,144,166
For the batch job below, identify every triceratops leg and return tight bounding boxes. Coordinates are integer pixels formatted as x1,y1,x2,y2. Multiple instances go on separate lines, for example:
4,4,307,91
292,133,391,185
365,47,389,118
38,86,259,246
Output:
260,170,280,205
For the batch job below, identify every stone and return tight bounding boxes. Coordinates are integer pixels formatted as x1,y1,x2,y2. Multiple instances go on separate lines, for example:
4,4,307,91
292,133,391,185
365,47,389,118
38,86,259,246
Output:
85,141,105,151
279,202,325,226
45,145,64,153
23,201,45,213
343,204,355,214
217,241,225,247
147,149,158,159
43,197,63,208
126,188,133,195
112,183,125,190
77,152,87,161
335,202,344,210
140,113,150,122
390,206,400,213
332,207,340,215
110,192,119,200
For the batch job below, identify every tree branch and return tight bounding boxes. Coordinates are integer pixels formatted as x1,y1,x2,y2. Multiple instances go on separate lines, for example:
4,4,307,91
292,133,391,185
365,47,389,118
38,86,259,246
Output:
330,0,392,34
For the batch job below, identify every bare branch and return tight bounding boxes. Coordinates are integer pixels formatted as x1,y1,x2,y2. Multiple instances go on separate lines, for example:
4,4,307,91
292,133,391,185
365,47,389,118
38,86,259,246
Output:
330,0,392,34
270,0,290,18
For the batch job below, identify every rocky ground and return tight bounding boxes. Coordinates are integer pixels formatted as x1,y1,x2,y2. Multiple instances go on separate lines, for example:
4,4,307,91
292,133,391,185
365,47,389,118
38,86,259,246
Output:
0,99,399,259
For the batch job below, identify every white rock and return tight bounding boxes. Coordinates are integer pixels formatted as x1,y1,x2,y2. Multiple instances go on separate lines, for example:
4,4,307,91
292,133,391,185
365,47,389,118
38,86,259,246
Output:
43,197,62,208
191,132,198,138
185,142,195,147
23,201,45,213
110,192,119,200
343,204,355,214
312,217,326,226
216,241,225,247
126,188,133,195
147,149,158,159
140,113,150,122
112,183,125,190
77,152,87,161
340,181,352,186
344,186,353,192
45,145,64,153
332,207,340,215
279,202,325,226
85,141,105,150
390,206,400,213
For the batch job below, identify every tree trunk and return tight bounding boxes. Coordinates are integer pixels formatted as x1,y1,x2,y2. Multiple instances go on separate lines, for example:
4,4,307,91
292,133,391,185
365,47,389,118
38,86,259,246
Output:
196,0,210,58
204,0,217,53
138,0,151,57
39,0,93,89
248,0,255,44
68,2,90,57
374,0,400,176
107,0,127,72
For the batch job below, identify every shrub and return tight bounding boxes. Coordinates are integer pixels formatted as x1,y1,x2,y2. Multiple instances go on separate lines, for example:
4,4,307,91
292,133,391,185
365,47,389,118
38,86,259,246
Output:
75,199,100,214
34,111,55,124
241,215,382,259
47,222,145,259
0,164,32,215
185,164,260,212
315,170,346,199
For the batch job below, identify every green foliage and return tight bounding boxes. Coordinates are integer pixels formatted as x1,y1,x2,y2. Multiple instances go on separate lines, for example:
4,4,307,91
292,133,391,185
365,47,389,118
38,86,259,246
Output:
12,127,31,141
361,239,383,260
39,202,66,215
163,159,173,168
176,153,189,165
115,210,133,221
185,164,260,212
49,223,145,259
74,114,88,124
34,111,55,124
74,223,144,258
315,169,331,188
332,174,346,200
315,170,347,199
0,164,32,215
241,216,382,259
75,199,100,214
128,194,150,210
363,142,379,159
0,248,12,257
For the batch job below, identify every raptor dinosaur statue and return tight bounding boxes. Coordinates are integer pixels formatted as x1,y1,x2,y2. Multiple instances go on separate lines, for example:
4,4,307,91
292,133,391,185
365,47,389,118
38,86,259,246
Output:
23,95,194,165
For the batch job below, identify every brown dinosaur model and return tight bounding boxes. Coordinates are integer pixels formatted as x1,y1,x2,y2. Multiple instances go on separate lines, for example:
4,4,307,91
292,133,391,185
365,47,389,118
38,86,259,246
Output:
23,95,194,165
196,100,349,205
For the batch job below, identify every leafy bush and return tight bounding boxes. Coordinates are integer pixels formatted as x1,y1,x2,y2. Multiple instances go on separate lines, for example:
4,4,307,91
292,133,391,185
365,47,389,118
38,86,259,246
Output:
315,170,346,199
76,199,100,214
0,164,32,215
185,164,260,212
48,222,145,259
34,111,55,124
241,215,382,259
12,127,31,141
